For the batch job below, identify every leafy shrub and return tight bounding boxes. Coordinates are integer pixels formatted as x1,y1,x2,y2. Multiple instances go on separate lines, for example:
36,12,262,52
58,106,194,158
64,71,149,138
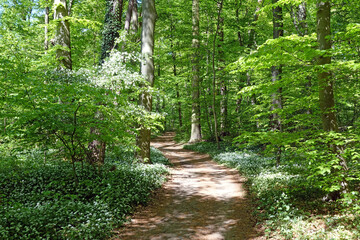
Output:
150,147,172,165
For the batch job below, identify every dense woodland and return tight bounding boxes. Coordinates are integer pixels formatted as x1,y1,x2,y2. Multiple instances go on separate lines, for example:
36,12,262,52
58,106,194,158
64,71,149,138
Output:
1,0,360,239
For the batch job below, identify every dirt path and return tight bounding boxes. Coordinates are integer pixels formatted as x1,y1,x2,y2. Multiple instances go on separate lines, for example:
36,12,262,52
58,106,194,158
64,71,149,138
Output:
114,132,262,240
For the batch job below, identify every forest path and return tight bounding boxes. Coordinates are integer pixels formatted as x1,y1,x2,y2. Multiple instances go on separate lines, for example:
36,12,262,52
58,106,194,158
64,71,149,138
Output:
114,132,262,240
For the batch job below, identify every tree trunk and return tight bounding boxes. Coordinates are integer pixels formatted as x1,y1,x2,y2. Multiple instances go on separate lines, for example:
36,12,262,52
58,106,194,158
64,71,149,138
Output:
317,0,337,132
271,0,283,166
88,127,106,165
235,0,244,47
169,22,182,128
174,57,182,128
211,0,224,148
247,0,263,49
317,0,348,199
54,0,72,70
291,2,308,36
218,15,228,137
189,0,202,143
130,0,138,35
100,0,123,62
44,5,49,51
176,85,183,127
246,71,259,129
246,0,263,130
124,0,134,33
90,0,123,165
270,0,283,132
137,0,156,162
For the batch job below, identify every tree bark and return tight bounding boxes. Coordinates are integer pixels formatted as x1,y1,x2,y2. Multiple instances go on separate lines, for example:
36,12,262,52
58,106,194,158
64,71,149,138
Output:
54,0,72,70
124,0,134,33
44,5,49,51
235,0,244,47
218,14,228,137
90,0,123,165
189,0,202,143
317,0,348,199
245,0,263,130
100,0,123,62
271,0,283,166
247,0,263,49
270,0,283,132
211,0,224,148
137,0,156,162
317,0,337,132
130,0,138,34
291,2,308,36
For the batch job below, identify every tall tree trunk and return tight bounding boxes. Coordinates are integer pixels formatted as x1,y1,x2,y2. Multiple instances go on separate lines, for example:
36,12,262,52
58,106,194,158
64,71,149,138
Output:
124,0,134,33
137,0,156,162
173,54,182,128
317,0,337,132
246,0,263,130
218,14,228,137
236,0,244,47
176,85,183,127
291,2,308,36
90,0,123,165
317,0,348,199
44,5,49,51
170,22,182,128
100,0,124,63
247,0,263,49
211,0,224,148
123,0,138,52
54,0,72,70
270,0,283,131
67,0,75,16
130,0,138,35
246,71,259,129
271,0,283,166
189,0,202,143
204,13,214,137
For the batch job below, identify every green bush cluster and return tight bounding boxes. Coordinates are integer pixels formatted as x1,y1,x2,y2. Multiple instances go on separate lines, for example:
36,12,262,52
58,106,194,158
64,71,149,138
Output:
150,147,172,166
0,148,169,240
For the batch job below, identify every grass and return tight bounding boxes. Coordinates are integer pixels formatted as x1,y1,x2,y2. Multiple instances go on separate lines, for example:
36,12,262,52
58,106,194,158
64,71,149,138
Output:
184,140,360,239
0,146,170,240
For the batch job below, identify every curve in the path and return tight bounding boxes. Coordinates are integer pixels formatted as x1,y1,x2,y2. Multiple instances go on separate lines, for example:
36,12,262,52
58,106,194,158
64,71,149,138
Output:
114,132,262,240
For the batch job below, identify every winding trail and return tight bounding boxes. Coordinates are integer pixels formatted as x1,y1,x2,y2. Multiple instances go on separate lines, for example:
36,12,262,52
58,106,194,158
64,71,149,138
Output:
114,132,262,240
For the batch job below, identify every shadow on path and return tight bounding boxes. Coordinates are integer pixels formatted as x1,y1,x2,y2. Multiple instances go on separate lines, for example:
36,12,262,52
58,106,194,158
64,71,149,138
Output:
113,132,263,240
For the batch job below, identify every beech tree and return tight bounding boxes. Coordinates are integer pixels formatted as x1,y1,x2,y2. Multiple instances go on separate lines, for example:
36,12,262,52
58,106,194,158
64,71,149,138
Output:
54,0,72,69
137,0,157,162
100,0,124,62
189,0,202,143
270,0,283,165
317,0,348,198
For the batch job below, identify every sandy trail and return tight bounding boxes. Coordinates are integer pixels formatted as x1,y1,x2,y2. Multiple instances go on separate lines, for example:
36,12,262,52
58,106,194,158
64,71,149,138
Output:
114,132,262,240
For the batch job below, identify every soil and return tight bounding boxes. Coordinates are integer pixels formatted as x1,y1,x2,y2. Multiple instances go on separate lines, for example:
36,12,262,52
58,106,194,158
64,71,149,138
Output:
113,132,264,240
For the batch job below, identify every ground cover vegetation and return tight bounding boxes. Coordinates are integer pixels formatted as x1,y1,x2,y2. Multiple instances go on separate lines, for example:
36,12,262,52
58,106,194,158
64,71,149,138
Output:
1,0,360,238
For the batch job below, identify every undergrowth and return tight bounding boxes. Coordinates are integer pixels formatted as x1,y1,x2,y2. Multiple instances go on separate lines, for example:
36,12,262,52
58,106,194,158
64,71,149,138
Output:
0,147,170,240
184,141,360,239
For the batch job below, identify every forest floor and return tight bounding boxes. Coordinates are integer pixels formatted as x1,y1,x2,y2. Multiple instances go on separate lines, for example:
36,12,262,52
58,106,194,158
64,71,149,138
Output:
113,132,264,240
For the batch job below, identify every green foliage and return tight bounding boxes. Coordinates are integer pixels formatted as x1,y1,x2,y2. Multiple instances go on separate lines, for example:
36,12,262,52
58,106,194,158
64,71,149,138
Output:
0,148,169,239
150,146,172,165
186,140,360,239
100,0,123,63
2,49,163,166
